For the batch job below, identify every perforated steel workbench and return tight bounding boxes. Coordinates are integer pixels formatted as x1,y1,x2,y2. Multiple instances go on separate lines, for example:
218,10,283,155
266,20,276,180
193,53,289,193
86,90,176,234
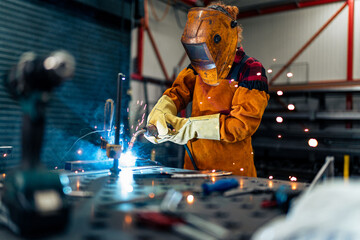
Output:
0,164,308,240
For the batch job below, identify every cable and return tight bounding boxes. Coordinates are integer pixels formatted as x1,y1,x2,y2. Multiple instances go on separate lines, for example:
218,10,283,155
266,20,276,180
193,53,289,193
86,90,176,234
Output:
149,0,172,22
61,130,106,161
184,144,198,170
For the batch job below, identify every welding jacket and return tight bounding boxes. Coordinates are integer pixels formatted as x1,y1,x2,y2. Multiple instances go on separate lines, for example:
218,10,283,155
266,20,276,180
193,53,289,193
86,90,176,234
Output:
163,48,269,177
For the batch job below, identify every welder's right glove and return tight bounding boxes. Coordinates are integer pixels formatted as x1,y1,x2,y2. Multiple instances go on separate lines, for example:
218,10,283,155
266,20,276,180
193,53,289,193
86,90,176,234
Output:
145,95,177,144
163,113,220,145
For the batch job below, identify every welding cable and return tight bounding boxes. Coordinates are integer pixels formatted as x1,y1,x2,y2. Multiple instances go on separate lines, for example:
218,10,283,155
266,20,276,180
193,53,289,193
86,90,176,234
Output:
184,144,198,170
61,130,106,161
149,0,172,22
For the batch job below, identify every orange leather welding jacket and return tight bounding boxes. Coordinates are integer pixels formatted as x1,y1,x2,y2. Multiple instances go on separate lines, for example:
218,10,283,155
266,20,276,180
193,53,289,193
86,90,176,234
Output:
163,48,269,177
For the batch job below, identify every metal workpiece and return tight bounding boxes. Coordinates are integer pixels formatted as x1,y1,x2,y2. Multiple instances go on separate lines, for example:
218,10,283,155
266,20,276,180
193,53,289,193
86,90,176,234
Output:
0,166,308,240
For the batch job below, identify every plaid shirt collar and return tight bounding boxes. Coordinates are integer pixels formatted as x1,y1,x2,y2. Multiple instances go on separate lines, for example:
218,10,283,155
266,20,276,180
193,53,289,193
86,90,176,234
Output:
234,47,245,63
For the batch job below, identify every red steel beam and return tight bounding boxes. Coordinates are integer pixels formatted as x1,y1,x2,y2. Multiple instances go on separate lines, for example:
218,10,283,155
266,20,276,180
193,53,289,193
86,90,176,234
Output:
131,73,172,87
131,73,143,81
299,0,346,7
346,0,354,128
260,3,302,14
269,2,347,85
347,0,354,81
238,0,346,19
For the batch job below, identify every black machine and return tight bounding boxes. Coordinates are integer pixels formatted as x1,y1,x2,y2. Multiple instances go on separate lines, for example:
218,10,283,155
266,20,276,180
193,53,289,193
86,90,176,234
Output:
0,51,75,236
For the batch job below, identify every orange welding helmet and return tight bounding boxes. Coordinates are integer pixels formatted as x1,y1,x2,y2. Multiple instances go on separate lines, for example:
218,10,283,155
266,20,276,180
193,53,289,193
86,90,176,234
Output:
181,5,239,86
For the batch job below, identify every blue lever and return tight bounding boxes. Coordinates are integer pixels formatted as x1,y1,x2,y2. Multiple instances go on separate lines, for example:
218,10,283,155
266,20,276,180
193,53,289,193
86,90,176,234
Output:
202,178,239,195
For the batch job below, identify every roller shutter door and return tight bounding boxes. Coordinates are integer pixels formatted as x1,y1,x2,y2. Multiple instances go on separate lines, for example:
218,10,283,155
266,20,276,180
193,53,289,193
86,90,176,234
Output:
0,0,131,170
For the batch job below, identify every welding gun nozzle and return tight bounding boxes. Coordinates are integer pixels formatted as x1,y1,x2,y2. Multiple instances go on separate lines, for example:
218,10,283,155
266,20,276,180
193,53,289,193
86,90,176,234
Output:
145,124,159,138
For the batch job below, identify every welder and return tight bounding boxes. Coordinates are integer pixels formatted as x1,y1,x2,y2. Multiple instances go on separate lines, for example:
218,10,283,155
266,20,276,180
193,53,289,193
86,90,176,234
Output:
145,2,269,177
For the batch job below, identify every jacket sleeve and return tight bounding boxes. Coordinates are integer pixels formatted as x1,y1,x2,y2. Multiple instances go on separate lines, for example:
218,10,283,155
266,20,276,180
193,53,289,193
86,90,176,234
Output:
163,66,197,112
220,60,270,143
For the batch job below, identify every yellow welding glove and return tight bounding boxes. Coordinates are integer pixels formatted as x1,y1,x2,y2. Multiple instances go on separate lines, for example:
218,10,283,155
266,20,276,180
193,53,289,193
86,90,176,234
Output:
162,113,220,145
145,95,177,144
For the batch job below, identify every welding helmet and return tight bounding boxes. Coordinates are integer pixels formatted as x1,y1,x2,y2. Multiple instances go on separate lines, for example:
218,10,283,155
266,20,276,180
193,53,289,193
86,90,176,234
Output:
181,5,238,86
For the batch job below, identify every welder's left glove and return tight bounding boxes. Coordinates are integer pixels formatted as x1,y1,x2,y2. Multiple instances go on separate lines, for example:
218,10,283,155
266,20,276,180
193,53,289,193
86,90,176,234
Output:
163,113,220,145
145,95,177,144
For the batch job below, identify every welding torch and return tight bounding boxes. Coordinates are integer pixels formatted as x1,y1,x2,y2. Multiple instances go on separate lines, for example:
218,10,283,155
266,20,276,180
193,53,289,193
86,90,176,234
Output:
129,123,198,170
128,124,158,150
128,123,173,151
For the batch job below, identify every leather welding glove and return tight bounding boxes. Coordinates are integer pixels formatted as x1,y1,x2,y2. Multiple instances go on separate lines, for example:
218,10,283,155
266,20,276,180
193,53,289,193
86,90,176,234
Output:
162,113,220,145
145,95,177,144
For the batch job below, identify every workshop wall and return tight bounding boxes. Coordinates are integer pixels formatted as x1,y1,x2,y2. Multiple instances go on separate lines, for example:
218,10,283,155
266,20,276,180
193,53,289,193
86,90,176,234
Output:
240,1,360,83
240,1,360,117
0,0,131,170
